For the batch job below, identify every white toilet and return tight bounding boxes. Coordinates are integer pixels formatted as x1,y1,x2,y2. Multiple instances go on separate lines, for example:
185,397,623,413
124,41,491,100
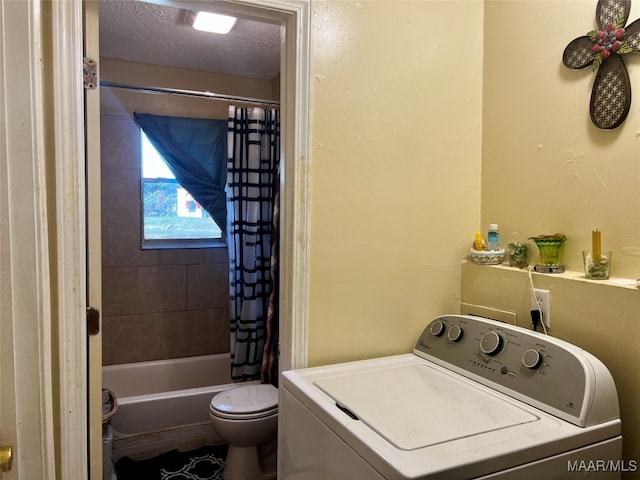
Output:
209,383,278,480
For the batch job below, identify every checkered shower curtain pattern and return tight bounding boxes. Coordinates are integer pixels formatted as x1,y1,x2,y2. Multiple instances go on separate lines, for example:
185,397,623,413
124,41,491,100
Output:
227,105,280,381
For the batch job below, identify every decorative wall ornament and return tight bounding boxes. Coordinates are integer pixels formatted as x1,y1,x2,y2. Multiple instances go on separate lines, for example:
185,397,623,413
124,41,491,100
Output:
563,0,640,129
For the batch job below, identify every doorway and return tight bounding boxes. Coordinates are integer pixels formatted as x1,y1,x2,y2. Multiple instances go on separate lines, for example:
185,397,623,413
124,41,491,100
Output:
97,0,278,373
84,0,311,478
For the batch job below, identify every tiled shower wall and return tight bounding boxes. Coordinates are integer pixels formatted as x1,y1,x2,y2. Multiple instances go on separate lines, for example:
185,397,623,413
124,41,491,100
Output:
101,114,230,365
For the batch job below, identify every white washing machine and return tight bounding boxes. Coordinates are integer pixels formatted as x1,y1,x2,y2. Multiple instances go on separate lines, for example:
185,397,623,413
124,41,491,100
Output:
280,315,622,479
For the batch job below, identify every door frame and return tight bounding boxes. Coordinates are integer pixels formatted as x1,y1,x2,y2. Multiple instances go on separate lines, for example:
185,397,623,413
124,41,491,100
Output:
49,1,90,478
1,0,58,477
84,2,103,478
57,0,311,477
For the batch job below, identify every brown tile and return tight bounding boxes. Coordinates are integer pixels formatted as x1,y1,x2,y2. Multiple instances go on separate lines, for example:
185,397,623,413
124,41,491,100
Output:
102,267,140,316
105,309,230,364
208,308,230,353
108,313,182,363
204,247,229,264
108,311,223,363
187,263,229,310
101,167,140,219
137,265,187,313
167,310,211,358
159,248,206,265
101,115,140,170
105,217,159,267
102,315,112,365
101,216,109,265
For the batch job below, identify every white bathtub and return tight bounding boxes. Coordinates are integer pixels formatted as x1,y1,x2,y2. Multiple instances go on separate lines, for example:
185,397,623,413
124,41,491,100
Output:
103,353,257,436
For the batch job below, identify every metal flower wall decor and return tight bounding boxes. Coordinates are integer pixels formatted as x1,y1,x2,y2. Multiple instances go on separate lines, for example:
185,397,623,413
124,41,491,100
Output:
563,0,640,129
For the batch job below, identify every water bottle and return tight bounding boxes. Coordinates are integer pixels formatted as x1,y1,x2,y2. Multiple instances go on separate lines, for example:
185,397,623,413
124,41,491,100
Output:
487,224,500,251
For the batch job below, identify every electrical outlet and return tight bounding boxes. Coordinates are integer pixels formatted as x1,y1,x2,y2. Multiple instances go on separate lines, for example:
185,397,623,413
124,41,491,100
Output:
530,288,551,328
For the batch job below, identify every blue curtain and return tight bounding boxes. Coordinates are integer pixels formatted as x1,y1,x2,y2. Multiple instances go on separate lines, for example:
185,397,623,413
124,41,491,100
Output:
133,113,227,231
227,106,280,382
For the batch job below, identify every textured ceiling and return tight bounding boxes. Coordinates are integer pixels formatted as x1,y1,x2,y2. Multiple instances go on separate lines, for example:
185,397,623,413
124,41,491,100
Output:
99,0,282,80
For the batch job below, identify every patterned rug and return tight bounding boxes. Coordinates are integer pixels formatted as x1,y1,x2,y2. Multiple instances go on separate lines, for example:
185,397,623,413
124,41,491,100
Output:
115,444,228,480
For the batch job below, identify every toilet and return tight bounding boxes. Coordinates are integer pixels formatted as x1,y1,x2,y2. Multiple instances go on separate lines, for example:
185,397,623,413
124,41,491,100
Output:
209,384,278,480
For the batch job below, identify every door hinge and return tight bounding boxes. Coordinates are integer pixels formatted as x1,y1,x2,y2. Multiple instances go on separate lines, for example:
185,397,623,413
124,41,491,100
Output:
86,306,100,336
83,57,98,89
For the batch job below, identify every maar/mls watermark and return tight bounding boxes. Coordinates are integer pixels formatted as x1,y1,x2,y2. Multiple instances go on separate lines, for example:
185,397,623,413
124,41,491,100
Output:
568,459,638,473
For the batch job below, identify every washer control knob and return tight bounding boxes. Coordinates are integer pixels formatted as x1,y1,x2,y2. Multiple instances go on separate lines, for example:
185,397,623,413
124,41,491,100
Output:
447,325,464,342
480,331,504,356
430,320,446,337
522,349,543,370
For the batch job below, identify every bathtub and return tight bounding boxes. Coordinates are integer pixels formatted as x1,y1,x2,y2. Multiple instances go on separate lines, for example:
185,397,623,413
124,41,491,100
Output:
102,353,258,459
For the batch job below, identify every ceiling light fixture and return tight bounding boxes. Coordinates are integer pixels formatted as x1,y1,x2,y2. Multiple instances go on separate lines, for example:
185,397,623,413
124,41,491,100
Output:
192,11,237,34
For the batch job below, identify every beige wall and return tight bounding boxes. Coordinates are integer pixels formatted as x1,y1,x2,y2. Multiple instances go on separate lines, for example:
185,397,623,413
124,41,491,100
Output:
306,0,639,467
474,0,640,467
482,0,640,278
306,0,484,365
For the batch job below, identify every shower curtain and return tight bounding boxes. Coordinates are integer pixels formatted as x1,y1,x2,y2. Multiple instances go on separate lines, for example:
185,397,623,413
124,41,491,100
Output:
227,105,280,383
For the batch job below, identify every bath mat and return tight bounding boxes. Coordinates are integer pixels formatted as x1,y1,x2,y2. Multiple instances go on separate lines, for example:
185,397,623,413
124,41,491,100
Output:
115,444,228,480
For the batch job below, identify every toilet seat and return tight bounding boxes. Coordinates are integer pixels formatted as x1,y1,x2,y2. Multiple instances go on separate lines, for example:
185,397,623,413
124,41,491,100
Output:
210,384,278,420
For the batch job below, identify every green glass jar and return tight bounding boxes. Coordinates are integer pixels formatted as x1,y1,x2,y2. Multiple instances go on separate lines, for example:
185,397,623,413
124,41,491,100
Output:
530,234,566,273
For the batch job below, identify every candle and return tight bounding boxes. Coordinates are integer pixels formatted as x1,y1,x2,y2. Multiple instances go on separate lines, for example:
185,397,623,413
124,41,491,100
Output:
592,229,601,263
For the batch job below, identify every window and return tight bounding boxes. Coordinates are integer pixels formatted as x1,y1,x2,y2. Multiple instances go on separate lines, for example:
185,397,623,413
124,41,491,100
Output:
141,131,223,248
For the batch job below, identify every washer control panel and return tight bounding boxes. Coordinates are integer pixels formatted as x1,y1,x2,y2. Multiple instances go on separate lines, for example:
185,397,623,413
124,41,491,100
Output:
413,315,610,426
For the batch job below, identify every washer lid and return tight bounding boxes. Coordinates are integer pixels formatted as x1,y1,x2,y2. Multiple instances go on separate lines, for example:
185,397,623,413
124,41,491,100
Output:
211,384,278,414
314,364,539,451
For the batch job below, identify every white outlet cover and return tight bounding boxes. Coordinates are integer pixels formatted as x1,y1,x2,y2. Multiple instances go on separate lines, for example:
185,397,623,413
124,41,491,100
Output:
531,289,551,328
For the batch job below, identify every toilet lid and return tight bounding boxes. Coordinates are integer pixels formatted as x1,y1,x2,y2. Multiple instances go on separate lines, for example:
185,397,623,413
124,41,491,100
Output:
211,384,278,416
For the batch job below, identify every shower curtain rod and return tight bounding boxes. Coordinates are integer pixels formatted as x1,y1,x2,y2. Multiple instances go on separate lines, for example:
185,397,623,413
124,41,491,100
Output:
100,80,280,106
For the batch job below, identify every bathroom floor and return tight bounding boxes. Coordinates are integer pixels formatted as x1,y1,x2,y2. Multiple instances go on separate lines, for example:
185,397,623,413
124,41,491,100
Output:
114,444,228,480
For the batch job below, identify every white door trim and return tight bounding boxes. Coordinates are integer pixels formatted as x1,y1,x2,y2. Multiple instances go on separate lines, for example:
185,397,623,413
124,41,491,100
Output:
84,1,104,478
50,0,89,478
0,0,56,477
248,0,313,373
63,0,311,477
